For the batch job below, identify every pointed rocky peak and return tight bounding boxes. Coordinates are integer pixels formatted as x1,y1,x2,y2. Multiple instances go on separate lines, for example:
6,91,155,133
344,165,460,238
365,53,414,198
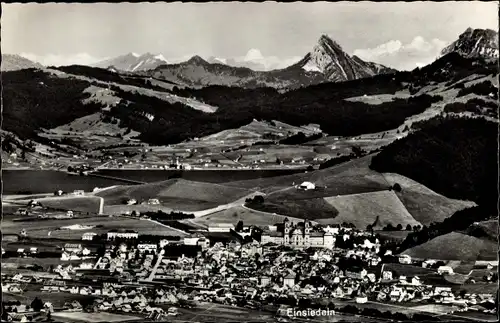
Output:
294,33,396,82
441,27,499,59
317,34,344,52
186,55,208,65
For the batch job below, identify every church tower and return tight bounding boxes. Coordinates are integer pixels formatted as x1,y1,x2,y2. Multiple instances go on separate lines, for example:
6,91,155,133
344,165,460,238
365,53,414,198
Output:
284,218,291,245
304,221,311,246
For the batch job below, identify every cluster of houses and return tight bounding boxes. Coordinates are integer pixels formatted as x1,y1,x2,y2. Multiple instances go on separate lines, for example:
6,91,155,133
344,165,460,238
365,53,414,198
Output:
2,217,498,322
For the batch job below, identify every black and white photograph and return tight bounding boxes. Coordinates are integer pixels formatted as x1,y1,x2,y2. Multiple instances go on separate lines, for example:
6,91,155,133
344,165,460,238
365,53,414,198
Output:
0,1,498,322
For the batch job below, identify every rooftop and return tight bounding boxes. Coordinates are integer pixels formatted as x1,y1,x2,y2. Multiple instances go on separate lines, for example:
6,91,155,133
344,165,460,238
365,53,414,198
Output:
209,223,235,228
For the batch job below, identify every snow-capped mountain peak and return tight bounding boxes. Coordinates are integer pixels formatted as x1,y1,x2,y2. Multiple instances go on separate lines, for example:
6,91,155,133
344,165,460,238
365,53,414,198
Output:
154,54,167,62
440,28,499,59
94,52,169,72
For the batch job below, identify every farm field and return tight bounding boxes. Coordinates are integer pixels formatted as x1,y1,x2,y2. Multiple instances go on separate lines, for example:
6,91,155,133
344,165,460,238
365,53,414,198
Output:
403,232,498,261
190,205,306,227
234,145,319,164
167,301,381,323
380,263,437,278
320,191,421,229
35,196,102,213
96,178,256,211
1,216,187,239
51,311,142,323
226,155,391,195
382,173,477,225
457,283,499,295
454,311,499,322
247,197,339,220
343,91,411,105
307,131,402,155
3,291,96,308
375,230,412,242
1,257,84,271
3,195,103,214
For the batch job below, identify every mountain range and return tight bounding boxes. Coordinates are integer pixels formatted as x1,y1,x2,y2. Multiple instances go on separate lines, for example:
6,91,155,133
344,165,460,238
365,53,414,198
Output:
4,28,497,89
138,34,396,89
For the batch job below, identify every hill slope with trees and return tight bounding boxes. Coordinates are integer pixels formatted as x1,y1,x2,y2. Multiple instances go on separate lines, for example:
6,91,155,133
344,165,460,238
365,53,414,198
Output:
370,115,498,209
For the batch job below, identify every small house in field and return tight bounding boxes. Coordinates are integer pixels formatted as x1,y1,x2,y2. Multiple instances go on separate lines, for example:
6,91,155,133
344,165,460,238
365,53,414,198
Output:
398,254,412,264
148,198,160,205
297,181,316,190
64,243,83,254
438,266,454,275
127,199,137,205
356,295,368,304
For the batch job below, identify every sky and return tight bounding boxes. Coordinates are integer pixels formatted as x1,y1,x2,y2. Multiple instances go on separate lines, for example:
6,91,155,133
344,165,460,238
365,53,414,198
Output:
2,2,498,71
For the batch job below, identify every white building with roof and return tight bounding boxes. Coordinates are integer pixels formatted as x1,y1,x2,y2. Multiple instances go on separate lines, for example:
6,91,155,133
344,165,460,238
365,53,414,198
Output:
297,181,316,190
398,254,412,264
208,223,235,233
107,230,139,240
437,266,454,275
137,243,158,253
82,232,97,241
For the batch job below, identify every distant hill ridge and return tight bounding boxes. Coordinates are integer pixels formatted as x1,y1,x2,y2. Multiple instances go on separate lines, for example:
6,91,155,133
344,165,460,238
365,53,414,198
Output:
1,54,43,71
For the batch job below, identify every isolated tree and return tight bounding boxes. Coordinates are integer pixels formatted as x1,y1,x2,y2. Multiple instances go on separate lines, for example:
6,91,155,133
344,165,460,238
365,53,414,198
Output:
31,297,44,312
406,224,412,231
253,195,265,204
392,183,402,192
235,220,244,232
384,223,394,231
351,145,364,157
396,224,403,231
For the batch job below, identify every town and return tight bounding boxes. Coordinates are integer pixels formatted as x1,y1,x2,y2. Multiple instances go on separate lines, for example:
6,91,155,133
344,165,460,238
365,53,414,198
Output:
2,213,497,322
1,2,499,323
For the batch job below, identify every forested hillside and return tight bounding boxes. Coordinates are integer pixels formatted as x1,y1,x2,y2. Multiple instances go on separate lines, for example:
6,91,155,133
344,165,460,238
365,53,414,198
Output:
2,69,103,139
370,115,498,209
